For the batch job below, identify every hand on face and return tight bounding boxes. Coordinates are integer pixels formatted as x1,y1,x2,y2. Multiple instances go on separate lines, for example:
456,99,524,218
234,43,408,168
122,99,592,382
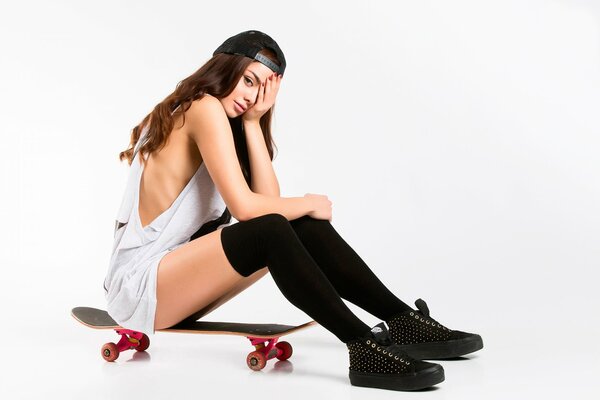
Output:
242,72,282,123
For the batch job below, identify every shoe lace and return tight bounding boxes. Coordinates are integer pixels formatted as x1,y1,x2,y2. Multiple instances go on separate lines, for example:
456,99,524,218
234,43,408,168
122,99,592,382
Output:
413,311,450,330
414,298,451,331
372,332,415,362
386,343,414,361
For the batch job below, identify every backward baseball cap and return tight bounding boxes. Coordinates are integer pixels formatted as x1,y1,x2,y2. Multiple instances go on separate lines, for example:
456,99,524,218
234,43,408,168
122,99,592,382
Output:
213,30,286,75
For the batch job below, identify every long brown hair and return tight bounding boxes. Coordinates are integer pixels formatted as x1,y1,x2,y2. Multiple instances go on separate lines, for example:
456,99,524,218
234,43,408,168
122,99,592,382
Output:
118,49,282,188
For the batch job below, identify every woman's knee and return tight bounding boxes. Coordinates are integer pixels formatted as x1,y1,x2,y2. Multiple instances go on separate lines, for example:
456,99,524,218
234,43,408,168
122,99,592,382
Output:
240,213,292,236
254,213,289,225
259,213,297,238
220,213,292,276
257,213,334,242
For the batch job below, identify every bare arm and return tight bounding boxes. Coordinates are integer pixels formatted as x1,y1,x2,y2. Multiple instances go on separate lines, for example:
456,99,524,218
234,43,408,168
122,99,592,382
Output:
243,119,280,197
186,96,312,221
243,194,311,221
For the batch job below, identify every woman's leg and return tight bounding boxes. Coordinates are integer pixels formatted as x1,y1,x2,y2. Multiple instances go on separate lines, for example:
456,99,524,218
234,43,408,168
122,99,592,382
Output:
289,215,413,321
175,266,269,324
220,213,372,343
155,226,271,330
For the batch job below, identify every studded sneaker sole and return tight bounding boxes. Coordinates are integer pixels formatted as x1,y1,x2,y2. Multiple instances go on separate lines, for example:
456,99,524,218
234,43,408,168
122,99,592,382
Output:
386,298,484,360
349,363,445,391
346,323,445,391
395,334,483,360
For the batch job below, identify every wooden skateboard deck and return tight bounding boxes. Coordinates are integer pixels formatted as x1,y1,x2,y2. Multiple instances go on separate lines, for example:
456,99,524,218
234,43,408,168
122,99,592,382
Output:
72,306,317,370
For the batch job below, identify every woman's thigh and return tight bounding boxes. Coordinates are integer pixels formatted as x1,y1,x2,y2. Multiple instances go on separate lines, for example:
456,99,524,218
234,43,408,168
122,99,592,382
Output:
154,227,267,330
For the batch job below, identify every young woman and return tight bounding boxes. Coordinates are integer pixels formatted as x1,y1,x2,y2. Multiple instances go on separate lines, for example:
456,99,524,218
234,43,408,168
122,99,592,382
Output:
103,30,483,391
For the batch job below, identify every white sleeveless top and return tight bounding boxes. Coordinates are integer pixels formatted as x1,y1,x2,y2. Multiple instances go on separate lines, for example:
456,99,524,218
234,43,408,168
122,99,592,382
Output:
103,118,233,335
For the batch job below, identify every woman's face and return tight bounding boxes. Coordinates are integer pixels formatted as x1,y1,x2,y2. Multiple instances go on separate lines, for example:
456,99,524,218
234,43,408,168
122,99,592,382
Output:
219,61,277,118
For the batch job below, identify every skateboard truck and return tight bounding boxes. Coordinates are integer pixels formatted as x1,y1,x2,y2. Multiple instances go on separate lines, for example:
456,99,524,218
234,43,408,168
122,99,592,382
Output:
246,337,293,371
101,329,150,362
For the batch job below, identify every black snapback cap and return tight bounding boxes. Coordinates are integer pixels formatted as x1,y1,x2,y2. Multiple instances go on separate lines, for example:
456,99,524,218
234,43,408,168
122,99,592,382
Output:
213,30,286,75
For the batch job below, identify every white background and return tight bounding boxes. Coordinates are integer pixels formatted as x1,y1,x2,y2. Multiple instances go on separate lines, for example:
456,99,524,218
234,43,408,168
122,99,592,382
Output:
1,0,598,398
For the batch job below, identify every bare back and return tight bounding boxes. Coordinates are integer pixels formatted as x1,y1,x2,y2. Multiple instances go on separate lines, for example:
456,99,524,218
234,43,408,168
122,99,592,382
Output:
138,108,204,229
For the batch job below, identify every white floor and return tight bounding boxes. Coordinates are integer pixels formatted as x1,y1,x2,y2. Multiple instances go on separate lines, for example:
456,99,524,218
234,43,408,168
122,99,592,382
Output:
4,308,599,400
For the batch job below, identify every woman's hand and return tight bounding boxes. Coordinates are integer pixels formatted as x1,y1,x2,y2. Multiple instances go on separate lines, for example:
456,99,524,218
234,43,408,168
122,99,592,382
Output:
304,193,333,222
242,72,282,123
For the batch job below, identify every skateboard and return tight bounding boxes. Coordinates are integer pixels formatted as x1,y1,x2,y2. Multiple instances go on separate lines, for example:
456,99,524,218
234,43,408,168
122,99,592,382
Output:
71,306,317,371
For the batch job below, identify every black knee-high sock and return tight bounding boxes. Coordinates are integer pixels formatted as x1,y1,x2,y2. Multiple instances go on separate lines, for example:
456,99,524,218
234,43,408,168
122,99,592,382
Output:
220,213,372,343
289,215,413,321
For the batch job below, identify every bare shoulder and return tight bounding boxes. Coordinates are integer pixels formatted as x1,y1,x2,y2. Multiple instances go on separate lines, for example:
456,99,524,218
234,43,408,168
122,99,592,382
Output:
186,94,225,122
185,94,228,140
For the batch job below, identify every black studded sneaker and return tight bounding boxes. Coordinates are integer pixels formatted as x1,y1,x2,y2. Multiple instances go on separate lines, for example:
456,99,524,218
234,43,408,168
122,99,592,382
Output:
385,298,484,360
346,322,445,391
